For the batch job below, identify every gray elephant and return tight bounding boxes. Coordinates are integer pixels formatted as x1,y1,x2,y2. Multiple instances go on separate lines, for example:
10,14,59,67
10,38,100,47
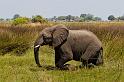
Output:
34,24,103,69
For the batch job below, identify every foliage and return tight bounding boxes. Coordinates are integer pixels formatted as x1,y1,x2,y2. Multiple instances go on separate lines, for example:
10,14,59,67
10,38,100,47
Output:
93,17,102,21
0,18,4,21
13,14,20,19
54,15,79,22
108,15,116,21
31,15,48,23
118,15,124,20
80,14,87,18
57,16,67,20
12,17,30,25
85,14,94,20
79,14,102,21
66,15,71,22
0,22,124,82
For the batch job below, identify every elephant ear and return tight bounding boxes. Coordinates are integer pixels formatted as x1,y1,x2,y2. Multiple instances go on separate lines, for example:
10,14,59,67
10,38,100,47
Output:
52,25,69,47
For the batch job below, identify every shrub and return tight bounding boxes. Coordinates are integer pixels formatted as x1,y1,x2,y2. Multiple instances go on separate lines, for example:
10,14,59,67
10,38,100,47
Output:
12,17,30,25
0,26,35,56
31,15,48,23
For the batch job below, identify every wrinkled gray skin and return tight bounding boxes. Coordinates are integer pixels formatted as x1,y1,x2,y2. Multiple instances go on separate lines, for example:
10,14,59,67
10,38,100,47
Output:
34,24,103,69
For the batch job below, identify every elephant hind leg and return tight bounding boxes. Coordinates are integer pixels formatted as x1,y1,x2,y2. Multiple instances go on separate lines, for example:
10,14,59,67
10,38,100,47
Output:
81,46,101,67
96,47,104,66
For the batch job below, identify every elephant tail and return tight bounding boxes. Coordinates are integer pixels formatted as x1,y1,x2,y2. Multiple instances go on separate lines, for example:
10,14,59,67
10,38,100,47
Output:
100,47,104,64
100,47,103,56
94,47,104,66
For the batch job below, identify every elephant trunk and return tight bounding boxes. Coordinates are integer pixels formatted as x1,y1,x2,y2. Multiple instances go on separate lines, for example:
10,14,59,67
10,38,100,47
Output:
34,46,41,67
34,37,44,67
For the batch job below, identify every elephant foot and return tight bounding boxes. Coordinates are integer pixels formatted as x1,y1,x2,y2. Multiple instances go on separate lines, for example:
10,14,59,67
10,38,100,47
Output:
37,64,42,67
79,63,95,69
60,64,76,71
87,63,95,68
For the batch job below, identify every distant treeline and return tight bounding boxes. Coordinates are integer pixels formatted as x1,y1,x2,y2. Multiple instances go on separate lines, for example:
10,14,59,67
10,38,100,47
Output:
0,14,124,25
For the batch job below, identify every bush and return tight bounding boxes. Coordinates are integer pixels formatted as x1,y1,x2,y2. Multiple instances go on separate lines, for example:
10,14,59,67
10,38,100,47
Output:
12,17,30,25
0,26,35,56
0,43,30,55
31,15,48,23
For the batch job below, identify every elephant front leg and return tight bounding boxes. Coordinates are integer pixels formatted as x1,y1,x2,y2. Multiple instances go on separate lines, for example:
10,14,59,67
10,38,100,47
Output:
55,57,72,70
55,46,73,70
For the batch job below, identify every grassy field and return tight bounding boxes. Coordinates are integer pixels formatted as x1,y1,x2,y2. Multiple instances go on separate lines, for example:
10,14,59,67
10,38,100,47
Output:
0,22,124,82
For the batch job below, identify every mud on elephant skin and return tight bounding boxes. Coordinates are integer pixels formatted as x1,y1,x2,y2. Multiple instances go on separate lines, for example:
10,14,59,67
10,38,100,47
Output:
34,24,103,70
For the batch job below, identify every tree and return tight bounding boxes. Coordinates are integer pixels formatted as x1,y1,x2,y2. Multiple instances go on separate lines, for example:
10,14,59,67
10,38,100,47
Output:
80,14,87,21
0,18,4,21
66,15,72,22
74,16,80,22
118,15,124,20
80,14,87,18
80,14,94,21
93,17,102,21
31,15,48,23
108,15,115,21
85,14,94,21
58,16,66,20
52,16,57,21
13,14,20,19
6,18,10,21
53,16,57,19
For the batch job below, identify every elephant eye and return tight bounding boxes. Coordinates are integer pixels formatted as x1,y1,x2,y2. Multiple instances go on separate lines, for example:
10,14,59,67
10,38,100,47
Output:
45,37,52,39
43,36,47,39
43,35,47,39
43,36,52,41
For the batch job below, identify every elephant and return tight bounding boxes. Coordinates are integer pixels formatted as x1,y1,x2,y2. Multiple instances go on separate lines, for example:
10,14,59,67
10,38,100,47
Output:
34,24,103,69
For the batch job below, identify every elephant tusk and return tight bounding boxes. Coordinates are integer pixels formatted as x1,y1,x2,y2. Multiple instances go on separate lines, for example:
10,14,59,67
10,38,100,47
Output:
34,45,40,48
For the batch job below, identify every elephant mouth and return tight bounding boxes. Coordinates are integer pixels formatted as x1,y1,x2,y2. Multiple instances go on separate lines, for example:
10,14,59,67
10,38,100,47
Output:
43,41,52,46
43,41,49,45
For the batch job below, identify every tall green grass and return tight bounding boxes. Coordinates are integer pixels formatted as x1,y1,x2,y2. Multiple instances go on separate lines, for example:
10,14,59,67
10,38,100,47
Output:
0,22,124,82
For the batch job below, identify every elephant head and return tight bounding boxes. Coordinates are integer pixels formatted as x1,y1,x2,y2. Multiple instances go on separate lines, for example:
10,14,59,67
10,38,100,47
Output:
34,25,69,67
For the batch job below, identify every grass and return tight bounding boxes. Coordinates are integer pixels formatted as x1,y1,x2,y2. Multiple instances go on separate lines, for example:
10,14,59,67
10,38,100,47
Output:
0,22,124,82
